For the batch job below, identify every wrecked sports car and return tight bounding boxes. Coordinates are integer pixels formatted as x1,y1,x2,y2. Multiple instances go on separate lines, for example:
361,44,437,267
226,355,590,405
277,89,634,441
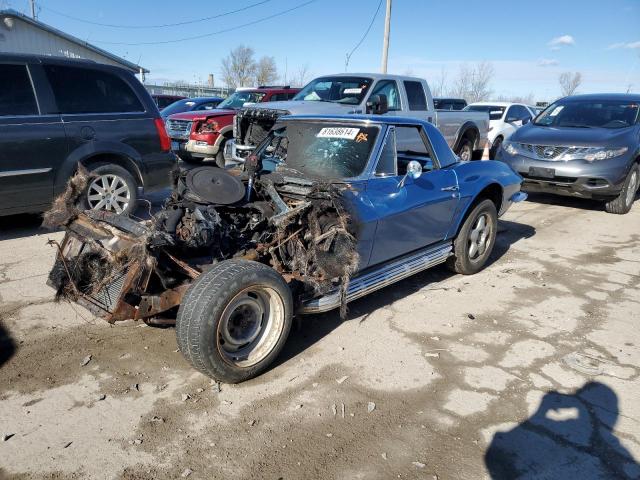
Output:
47,115,526,383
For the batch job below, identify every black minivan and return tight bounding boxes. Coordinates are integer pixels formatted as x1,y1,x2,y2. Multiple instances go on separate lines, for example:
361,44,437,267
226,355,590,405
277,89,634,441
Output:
0,54,176,217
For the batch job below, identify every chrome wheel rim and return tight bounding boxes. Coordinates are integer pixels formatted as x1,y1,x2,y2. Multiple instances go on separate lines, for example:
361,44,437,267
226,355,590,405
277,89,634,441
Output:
468,213,492,260
87,174,131,214
459,145,472,162
626,170,638,207
218,286,285,368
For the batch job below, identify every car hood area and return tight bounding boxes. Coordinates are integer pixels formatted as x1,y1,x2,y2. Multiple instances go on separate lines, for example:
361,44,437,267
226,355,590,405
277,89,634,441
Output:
511,124,633,147
168,109,236,121
247,100,361,115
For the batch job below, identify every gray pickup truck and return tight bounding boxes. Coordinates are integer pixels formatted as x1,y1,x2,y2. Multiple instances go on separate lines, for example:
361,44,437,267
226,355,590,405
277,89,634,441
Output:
226,73,489,163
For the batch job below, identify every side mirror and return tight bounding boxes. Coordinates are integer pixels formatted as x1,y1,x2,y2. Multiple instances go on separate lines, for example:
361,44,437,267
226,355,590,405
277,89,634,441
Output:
366,94,389,115
398,160,422,188
522,117,531,125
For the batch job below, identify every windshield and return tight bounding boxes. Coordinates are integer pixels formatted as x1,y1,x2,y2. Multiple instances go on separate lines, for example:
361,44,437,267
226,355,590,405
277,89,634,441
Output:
464,105,506,121
292,77,373,105
257,121,380,179
217,91,266,109
161,99,197,117
534,100,640,129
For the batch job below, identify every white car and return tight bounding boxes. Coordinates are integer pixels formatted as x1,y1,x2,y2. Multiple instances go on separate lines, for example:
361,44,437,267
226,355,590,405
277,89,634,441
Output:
464,102,537,157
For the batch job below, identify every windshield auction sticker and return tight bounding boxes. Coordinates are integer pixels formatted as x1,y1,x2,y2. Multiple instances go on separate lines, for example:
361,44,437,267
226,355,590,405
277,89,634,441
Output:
316,127,360,140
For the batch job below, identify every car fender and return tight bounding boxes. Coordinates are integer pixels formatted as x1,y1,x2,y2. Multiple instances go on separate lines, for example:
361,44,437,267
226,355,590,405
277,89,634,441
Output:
446,160,523,238
453,122,481,151
213,125,234,149
54,141,144,195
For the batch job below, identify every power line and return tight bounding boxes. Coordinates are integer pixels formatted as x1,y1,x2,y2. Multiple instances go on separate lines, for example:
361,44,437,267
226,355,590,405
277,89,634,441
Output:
40,0,273,29
345,0,383,70
92,0,316,45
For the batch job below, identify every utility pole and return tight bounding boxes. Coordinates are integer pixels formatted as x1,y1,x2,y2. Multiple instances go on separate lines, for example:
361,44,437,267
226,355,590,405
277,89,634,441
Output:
380,0,392,73
30,0,37,19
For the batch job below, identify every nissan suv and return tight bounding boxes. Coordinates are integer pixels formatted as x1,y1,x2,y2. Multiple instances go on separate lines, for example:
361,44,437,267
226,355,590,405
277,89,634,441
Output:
497,94,640,214
0,54,176,217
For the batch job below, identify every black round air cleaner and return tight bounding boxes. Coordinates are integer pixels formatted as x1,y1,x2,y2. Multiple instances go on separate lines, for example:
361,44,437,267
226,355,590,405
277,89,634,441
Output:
184,167,246,205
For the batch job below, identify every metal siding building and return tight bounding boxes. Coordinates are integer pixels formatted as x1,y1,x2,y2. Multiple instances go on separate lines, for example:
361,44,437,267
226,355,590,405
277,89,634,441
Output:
0,9,147,74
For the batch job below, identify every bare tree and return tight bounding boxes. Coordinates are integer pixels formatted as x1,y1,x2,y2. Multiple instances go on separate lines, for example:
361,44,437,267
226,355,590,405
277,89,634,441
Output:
254,56,278,86
431,67,448,98
558,71,582,97
495,93,536,104
221,45,257,88
449,62,494,103
290,64,311,87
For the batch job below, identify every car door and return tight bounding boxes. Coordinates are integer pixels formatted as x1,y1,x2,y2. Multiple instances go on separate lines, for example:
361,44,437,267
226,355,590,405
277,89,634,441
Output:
366,125,459,266
0,63,66,213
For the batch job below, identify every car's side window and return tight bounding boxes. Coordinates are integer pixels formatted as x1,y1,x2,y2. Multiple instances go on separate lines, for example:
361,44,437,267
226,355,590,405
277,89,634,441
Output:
404,81,428,111
44,65,144,114
375,127,398,176
395,126,434,174
370,80,401,111
0,64,39,116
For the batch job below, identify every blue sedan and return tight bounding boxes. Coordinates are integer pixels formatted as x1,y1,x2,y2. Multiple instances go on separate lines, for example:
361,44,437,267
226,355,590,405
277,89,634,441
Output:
48,115,526,383
159,96,224,120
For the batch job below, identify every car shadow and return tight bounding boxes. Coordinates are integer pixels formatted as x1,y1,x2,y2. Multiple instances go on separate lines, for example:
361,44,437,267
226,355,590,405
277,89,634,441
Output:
274,219,536,369
485,382,640,479
0,323,16,369
525,191,640,213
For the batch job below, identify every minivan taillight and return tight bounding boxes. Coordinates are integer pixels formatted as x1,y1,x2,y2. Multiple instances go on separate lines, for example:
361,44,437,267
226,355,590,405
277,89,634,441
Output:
154,118,171,152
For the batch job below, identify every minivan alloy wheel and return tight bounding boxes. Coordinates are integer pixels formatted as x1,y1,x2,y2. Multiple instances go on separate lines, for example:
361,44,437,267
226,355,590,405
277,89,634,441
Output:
87,174,131,214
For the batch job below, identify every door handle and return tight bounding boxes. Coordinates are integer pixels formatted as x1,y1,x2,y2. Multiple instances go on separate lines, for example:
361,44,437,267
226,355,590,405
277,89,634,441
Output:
441,185,459,192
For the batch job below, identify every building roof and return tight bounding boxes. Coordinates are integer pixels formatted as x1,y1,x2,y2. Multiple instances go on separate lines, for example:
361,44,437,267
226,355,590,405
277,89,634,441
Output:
0,9,148,73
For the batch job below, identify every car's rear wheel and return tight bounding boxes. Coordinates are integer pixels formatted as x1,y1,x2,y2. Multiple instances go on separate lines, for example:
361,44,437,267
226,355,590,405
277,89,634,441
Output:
457,139,473,162
447,199,497,274
604,164,639,215
176,259,293,383
83,164,137,216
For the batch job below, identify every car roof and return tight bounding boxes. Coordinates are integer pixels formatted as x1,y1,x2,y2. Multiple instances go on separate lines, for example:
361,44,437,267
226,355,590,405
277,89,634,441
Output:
187,96,224,102
280,114,440,133
558,93,640,102
469,101,519,107
312,72,425,83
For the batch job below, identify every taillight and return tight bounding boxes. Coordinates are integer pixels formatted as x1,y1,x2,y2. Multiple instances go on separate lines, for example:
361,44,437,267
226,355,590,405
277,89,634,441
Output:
154,118,171,152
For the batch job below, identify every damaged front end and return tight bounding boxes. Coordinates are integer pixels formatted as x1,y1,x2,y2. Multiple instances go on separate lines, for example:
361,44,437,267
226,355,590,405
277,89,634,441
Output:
47,165,358,324
232,108,289,161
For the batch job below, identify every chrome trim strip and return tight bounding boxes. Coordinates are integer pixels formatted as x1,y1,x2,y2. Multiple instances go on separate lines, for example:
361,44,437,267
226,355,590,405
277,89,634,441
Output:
299,242,453,314
0,168,52,178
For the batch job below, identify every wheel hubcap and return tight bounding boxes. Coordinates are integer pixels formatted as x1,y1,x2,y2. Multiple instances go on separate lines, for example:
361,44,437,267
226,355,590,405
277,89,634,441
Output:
626,170,638,207
218,286,285,368
460,146,471,162
87,174,131,214
468,213,491,260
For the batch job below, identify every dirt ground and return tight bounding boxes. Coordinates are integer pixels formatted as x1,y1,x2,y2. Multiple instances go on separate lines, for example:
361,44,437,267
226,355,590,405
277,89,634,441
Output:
0,193,639,480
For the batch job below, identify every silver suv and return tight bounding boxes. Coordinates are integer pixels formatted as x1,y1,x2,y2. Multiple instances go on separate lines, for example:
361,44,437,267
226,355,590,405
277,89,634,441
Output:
497,94,640,214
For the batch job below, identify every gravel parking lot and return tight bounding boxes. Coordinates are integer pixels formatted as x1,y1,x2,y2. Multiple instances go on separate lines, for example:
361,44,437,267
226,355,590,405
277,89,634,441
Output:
1,195,639,480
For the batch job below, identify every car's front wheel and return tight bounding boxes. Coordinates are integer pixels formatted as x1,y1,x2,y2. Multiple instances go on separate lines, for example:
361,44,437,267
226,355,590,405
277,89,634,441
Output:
604,164,639,214
447,199,498,275
176,259,293,383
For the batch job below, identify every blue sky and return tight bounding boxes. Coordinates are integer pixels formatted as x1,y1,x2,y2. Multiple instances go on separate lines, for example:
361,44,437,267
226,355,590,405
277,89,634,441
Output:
6,0,640,101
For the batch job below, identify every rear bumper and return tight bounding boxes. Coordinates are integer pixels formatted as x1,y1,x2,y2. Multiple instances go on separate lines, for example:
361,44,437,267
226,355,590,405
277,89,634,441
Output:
497,151,631,199
141,151,177,192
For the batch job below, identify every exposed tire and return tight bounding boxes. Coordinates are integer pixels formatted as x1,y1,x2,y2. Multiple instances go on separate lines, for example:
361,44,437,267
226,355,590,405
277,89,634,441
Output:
447,199,498,275
457,138,473,162
604,164,639,215
214,148,226,169
81,163,138,216
490,137,503,159
176,259,293,383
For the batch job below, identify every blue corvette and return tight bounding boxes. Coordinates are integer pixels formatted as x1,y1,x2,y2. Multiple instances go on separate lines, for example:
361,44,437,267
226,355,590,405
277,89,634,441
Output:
48,115,525,383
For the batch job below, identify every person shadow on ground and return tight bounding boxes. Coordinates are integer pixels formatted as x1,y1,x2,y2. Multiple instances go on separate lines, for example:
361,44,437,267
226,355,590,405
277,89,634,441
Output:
485,382,640,479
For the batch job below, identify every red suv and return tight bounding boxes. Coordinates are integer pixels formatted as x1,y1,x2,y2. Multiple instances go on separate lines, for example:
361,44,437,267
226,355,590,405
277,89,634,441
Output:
165,86,300,167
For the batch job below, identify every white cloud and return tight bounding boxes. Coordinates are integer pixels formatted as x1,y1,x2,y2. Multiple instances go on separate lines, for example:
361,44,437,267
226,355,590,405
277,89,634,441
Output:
538,58,559,67
607,41,640,50
548,35,575,49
